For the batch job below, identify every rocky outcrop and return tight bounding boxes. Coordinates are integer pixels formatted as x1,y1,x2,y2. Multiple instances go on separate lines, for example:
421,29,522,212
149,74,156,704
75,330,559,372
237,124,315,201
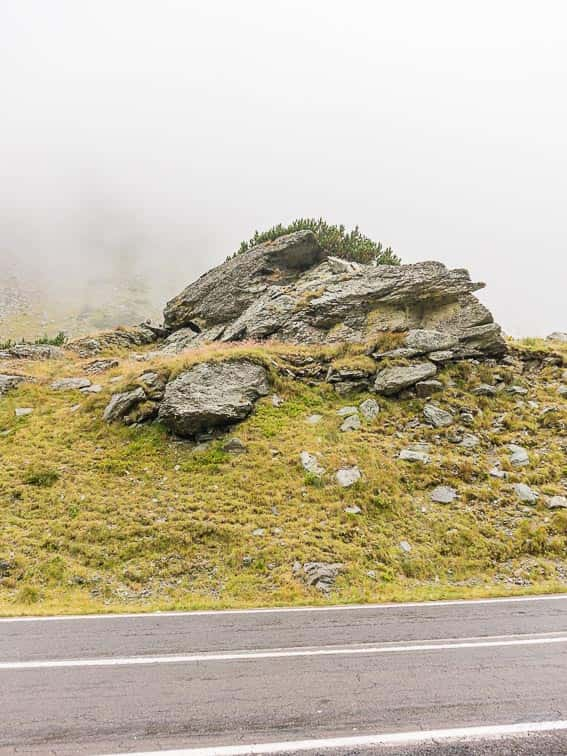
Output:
0,344,63,360
66,324,163,357
162,232,505,357
158,360,270,438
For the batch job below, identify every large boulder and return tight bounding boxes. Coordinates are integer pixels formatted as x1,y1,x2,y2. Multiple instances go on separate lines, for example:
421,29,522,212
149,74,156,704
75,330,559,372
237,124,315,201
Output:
162,233,505,357
0,344,63,360
157,360,270,437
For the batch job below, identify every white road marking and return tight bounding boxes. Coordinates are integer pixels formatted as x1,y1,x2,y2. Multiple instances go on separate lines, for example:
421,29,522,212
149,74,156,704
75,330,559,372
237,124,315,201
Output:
2,634,566,670
1,592,566,623
103,720,567,755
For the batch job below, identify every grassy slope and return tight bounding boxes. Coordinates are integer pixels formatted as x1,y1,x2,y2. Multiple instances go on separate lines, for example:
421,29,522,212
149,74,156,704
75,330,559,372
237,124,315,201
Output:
0,339,566,616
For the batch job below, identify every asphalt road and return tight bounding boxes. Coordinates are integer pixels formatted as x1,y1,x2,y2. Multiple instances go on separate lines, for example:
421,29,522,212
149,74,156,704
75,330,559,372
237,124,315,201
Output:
1,595,567,755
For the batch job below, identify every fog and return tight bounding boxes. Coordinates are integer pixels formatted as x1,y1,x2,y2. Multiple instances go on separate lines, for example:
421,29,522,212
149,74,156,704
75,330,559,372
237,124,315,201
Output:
1,0,566,336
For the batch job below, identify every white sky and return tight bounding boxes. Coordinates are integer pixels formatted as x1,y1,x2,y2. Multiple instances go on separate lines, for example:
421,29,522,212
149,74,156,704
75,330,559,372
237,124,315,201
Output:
1,0,566,335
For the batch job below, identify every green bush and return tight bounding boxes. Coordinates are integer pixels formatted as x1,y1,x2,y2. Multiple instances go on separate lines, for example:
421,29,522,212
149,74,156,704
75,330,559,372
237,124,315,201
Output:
235,218,400,266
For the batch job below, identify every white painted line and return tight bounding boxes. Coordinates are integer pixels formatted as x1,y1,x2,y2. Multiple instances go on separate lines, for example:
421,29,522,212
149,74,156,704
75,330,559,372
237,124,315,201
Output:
1,592,566,623
103,720,567,755
2,634,566,671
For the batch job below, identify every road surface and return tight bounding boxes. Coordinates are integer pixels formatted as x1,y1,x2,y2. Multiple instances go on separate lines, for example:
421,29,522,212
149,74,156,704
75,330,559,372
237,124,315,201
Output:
1,594,567,754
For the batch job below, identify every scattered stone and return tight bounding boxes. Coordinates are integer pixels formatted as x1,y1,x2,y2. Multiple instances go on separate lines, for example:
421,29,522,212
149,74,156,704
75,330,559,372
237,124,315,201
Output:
252,528,265,537
508,444,530,467
460,434,480,449
399,448,430,464
81,384,102,394
507,385,528,396
84,358,120,375
374,362,437,396
423,404,453,428
359,398,380,420
415,380,443,398
399,540,412,553
157,360,270,438
50,377,91,391
336,466,361,488
548,496,567,509
489,467,507,479
103,387,146,423
302,562,343,593
242,556,253,566
513,483,539,503
558,385,567,398
0,374,28,396
306,414,323,425
222,437,247,454
336,406,359,417
344,504,362,514
272,394,284,407
15,407,33,417
300,451,325,477
472,384,497,397
430,485,457,503
340,413,361,432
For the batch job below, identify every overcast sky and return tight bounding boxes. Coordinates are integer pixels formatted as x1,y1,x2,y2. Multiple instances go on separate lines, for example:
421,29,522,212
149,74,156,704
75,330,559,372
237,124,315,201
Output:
1,0,566,335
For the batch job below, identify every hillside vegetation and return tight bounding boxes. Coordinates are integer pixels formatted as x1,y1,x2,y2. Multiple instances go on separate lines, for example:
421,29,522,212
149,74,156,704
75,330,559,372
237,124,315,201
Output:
0,337,565,616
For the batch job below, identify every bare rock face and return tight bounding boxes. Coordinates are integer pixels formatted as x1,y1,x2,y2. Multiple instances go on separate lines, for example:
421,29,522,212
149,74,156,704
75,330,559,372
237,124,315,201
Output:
0,344,63,360
162,232,505,357
157,360,270,438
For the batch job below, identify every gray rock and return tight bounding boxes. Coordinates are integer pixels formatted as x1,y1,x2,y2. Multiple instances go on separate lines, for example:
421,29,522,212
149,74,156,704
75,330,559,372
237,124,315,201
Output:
423,404,454,428
81,384,102,394
305,414,323,425
430,485,457,503
336,406,359,417
302,562,343,593
383,329,458,358
0,374,26,396
50,378,91,391
0,344,63,360
415,379,443,398
508,444,529,467
460,433,480,449
65,324,160,357
548,496,567,509
300,451,325,477
374,362,437,396
513,483,539,503
359,398,380,419
163,238,505,356
558,385,567,398
15,407,33,417
271,394,284,407
157,360,269,438
507,385,529,396
547,332,567,342
252,528,265,537
84,358,119,375
399,448,430,464
340,413,361,432
489,467,507,479
399,540,412,553
472,384,497,397
103,387,146,423
344,505,362,514
336,466,361,487
222,437,247,453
